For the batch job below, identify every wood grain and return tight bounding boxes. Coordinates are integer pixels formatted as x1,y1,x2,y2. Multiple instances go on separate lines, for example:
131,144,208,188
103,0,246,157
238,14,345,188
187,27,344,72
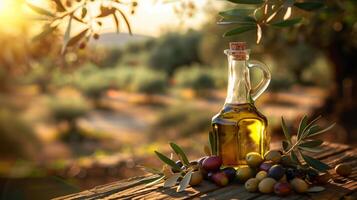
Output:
55,142,357,200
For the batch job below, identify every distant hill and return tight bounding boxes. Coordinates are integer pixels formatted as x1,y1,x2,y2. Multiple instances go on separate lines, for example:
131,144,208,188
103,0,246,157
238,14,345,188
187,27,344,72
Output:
89,32,153,48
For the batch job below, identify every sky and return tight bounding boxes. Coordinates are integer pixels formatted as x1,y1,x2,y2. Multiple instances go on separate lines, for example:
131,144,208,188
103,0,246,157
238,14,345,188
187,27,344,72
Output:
0,0,223,37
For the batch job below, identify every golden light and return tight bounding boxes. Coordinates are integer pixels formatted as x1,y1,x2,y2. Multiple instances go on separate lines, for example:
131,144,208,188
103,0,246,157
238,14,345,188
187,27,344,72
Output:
0,0,26,30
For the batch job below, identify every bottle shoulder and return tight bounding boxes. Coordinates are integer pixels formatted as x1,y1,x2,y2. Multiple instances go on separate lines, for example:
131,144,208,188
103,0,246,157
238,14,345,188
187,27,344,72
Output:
212,103,267,123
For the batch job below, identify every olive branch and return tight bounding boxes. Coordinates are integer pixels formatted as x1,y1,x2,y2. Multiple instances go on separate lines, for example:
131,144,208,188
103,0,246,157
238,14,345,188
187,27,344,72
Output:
139,142,198,192
281,115,335,172
218,0,326,43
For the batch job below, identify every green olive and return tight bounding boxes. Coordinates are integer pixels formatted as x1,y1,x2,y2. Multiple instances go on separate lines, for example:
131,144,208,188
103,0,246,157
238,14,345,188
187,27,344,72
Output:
258,177,277,193
256,171,267,181
236,166,255,182
245,178,260,192
189,171,203,186
246,152,264,168
290,178,308,193
335,163,352,177
264,150,282,164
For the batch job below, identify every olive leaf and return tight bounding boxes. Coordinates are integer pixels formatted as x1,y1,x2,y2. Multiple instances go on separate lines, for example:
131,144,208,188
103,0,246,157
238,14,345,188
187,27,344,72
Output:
219,9,254,18
281,117,291,143
307,123,335,138
61,15,73,54
170,142,190,166
271,18,302,27
282,140,290,152
290,150,301,165
154,151,181,172
299,146,324,153
164,173,181,188
97,6,116,17
294,2,324,11
301,153,331,172
297,115,308,139
27,3,55,17
301,115,321,135
223,25,256,37
145,176,165,187
177,170,193,192
52,0,66,12
227,0,264,4
67,28,88,47
299,140,323,148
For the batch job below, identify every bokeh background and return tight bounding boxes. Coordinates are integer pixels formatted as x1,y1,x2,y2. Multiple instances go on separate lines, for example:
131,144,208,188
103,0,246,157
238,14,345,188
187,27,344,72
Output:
0,0,356,199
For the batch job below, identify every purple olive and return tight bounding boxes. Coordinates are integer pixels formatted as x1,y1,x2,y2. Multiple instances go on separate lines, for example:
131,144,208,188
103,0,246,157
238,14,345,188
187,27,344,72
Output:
212,172,229,186
202,156,222,172
222,167,236,182
259,161,273,172
274,182,292,196
268,165,285,180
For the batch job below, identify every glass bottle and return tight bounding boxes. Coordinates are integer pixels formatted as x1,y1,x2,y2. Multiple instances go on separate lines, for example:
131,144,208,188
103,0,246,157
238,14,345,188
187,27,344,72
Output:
211,42,271,166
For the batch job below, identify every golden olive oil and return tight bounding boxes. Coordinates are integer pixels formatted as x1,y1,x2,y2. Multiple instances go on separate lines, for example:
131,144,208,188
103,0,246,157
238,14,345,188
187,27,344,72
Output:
212,103,269,166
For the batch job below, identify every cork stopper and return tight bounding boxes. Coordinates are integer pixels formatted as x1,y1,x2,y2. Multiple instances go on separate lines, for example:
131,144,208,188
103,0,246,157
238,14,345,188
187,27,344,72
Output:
229,42,247,60
229,42,246,51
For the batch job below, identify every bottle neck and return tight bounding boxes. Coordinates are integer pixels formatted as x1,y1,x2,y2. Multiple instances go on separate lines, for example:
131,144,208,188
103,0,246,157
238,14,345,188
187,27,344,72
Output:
225,58,251,104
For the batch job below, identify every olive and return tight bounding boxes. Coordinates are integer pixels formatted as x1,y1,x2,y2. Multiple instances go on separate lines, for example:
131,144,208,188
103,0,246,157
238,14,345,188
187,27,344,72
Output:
259,161,273,172
245,178,260,192
256,171,267,181
197,156,208,168
268,165,285,180
290,178,308,193
202,156,222,172
274,182,292,196
189,171,203,186
222,167,236,182
236,166,255,182
246,152,264,168
264,150,282,164
335,163,352,177
285,168,296,181
258,177,277,194
316,172,332,184
212,171,229,186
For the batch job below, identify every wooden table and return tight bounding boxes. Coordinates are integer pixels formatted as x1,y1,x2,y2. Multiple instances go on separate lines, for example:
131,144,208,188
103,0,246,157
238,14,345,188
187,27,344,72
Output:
55,142,357,200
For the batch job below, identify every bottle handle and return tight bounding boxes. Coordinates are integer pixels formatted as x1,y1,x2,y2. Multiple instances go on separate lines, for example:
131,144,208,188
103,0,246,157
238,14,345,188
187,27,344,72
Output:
247,60,271,101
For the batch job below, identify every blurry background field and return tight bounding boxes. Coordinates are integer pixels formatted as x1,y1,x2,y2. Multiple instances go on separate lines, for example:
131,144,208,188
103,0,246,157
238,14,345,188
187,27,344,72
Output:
0,0,356,199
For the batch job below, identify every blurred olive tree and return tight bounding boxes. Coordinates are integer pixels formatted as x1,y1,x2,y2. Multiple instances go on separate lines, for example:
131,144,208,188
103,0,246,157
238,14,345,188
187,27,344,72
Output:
27,0,356,138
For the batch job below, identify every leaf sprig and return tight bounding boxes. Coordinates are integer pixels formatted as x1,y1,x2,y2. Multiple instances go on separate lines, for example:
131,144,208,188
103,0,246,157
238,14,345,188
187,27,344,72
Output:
281,115,335,172
27,0,136,54
141,142,197,192
218,0,325,43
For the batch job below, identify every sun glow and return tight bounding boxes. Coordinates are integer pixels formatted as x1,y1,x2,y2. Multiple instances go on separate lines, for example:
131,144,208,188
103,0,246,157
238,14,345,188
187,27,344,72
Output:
0,0,26,30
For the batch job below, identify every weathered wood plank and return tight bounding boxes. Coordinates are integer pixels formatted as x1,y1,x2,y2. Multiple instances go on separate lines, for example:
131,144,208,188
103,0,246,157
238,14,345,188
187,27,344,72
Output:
55,142,356,200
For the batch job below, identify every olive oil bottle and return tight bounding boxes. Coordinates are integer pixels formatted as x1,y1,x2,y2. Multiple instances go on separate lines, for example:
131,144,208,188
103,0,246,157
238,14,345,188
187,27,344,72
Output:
212,42,271,166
